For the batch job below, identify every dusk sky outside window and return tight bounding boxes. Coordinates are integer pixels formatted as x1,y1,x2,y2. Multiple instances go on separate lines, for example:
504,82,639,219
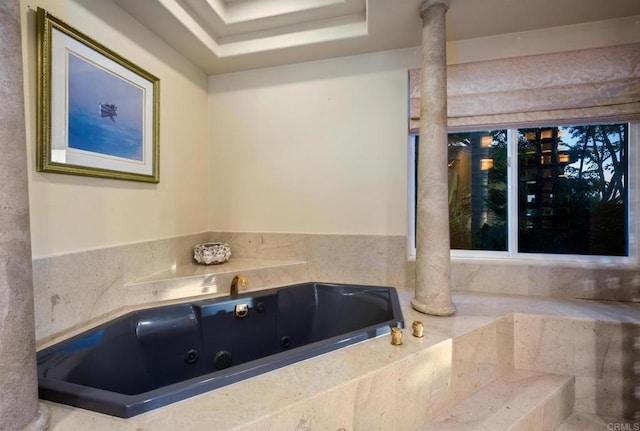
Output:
411,123,630,259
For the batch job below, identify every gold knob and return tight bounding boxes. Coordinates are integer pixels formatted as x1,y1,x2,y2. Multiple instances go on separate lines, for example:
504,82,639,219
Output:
390,327,402,345
412,320,424,338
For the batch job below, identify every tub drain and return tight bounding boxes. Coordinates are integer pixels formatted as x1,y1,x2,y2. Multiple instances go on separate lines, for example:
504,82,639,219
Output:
214,350,232,370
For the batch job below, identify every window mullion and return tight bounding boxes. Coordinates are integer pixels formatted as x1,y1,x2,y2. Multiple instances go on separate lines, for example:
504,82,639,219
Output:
507,129,519,257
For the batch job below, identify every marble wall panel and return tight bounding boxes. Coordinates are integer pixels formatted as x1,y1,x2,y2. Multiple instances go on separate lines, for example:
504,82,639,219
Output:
541,378,575,431
572,320,639,419
514,314,640,419
120,233,211,283
238,384,357,431
511,407,544,431
498,315,515,370
211,232,412,288
514,314,575,375
508,373,574,431
231,338,456,431
451,262,529,296
33,232,210,341
452,320,500,399
32,246,125,342
527,265,640,302
451,260,639,302
33,231,639,343
211,232,307,260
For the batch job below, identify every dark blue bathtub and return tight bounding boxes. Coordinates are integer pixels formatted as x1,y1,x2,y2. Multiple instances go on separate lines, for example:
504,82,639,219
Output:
37,282,404,418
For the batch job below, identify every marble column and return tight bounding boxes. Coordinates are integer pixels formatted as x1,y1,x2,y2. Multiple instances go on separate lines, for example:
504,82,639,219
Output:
0,1,49,430
411,0,455,316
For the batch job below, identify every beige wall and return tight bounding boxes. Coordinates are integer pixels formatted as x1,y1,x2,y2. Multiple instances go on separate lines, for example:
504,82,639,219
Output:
208,49,413,235
208,15,640,237
20,0,209,258
18,3,639,263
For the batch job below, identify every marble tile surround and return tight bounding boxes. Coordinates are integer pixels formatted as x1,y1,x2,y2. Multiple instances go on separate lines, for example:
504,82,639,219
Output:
515,314,640,419
420,370,574,431
450,259,640,302
212,231,640,302
41,290,639,430
33,231,639,342
29,228,640,426
34,232,206,342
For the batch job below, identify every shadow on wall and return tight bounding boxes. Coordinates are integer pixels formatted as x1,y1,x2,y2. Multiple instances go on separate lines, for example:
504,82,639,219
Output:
62,1,206,84
589,321,640,421
620,322,640,420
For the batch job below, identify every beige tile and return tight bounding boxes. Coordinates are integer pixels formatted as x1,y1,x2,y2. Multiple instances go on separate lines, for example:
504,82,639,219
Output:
207,232,263,259
514,314,574,375
33,247,125,340
527,266,639,302
574,375,638,419
555,412,640,431
353,339,454,431
253,232,311,261
541,376,574,430
211,232,412,289
451,321,504,400
572,319,625,378
451,262,529,296
512,406,543,431
421,370,572,431
241,384,356,431
497,315,515,371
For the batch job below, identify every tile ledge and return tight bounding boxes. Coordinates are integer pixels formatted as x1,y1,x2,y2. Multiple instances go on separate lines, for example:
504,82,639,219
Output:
128,258,307,285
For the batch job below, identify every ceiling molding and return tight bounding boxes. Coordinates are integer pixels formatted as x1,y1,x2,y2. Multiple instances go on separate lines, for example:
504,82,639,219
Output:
112,0,640,75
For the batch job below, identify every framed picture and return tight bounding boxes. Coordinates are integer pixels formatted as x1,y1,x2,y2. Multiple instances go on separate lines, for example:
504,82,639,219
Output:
36,8,160,183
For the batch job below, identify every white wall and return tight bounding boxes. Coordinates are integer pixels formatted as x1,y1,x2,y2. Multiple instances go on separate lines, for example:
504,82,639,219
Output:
21,0,210,258
208,16,640,236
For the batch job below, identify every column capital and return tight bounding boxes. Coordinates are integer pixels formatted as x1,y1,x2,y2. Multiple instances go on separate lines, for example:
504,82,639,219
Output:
419,0,450,17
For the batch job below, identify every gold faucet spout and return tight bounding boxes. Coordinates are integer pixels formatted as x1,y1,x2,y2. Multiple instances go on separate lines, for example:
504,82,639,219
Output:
230,274,248,296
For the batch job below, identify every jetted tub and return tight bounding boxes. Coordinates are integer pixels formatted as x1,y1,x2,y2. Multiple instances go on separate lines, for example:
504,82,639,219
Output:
37,282,404,418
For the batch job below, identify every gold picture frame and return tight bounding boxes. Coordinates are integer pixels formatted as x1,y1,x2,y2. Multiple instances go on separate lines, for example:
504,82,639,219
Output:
36,8,160,183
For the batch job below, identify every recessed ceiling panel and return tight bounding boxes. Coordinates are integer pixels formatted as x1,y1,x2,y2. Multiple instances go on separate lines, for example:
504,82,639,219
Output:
112,0,640,74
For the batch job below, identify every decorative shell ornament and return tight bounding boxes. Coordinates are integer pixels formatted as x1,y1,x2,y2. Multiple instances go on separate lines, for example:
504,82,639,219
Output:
193,242,231,265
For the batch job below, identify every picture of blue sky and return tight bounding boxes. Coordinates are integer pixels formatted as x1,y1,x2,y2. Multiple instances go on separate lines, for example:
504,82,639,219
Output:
67,52,144,161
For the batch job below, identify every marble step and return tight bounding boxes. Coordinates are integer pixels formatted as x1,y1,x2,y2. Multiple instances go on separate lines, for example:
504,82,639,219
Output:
418,370,574,431
555,412,640,431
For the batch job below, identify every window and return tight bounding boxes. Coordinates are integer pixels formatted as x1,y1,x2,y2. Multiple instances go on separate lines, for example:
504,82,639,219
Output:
408,122,637,262
446,130,508,251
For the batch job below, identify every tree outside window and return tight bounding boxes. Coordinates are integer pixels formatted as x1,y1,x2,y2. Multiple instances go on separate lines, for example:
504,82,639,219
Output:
411,122,630,258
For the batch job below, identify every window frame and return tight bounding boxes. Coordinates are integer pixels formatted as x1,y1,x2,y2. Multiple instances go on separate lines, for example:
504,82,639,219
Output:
407,122,639,266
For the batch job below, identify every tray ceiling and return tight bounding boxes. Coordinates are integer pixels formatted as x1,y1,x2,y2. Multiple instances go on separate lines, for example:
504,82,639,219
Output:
113,0,640,74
